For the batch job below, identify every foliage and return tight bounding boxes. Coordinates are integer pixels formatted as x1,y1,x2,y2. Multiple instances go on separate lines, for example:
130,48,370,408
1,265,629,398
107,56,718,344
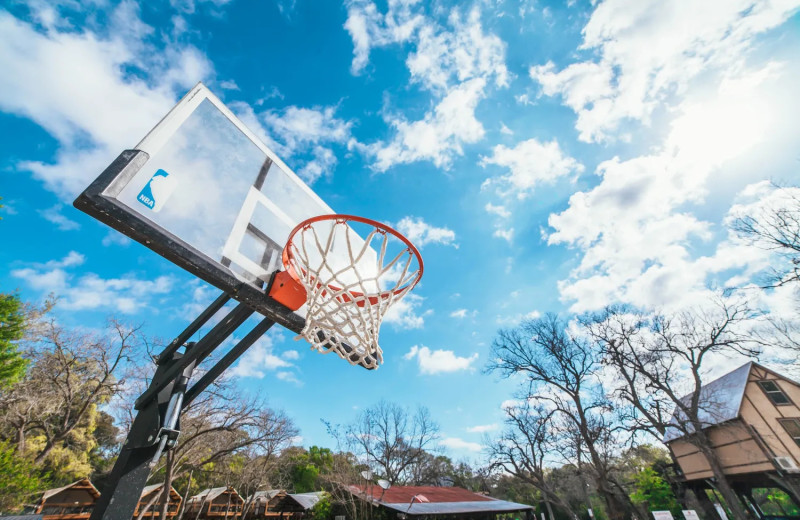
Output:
291,446,333,492
310,492,333,520
629,468,679,514
0,440,48,512
0,293,29,389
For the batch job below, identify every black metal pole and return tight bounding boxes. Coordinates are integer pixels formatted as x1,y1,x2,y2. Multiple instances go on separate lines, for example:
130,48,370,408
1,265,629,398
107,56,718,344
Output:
89,350,196,520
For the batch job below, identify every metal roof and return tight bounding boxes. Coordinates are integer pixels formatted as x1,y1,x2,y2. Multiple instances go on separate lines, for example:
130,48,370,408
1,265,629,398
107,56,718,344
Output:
384,500,533,516
350,485,532,516
287,492,324,510
40,479,100,502
189,487,241,504
663,362,752,443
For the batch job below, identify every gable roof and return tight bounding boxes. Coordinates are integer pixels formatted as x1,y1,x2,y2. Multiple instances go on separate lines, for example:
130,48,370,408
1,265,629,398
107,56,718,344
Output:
286,492,325,510
349,485,532,516
40,479,101,502
662,361,800,443
189,487,241,504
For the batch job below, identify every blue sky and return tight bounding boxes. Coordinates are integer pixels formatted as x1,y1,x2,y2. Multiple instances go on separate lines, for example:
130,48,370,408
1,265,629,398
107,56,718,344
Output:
2,0,800,462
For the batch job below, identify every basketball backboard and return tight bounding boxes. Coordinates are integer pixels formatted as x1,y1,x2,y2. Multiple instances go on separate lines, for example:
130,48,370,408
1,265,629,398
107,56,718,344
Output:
74,82,338,333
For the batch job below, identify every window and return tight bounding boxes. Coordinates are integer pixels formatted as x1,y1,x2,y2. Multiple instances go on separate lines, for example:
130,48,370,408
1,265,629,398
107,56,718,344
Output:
780,418,800,448
758,380,791,405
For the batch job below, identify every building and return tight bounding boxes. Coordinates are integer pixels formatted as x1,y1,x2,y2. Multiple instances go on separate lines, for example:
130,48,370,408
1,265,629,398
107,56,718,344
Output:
134,483,183,519
185,487,244,519
349,485,534,520
31,479,100,520
664,362,800,513
244,490,285,519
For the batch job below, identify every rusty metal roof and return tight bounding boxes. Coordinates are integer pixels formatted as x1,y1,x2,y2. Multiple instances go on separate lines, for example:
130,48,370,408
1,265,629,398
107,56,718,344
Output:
350,485,532,516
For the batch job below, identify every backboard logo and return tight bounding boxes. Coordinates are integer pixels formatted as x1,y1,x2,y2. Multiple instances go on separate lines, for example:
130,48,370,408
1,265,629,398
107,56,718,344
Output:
137,169,177,212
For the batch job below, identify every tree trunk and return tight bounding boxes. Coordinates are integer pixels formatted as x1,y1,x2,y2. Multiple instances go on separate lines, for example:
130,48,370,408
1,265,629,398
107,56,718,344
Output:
175,470,193,520
159,452,175,520
698,440,753,519
136,493,161,520
545,501,555,520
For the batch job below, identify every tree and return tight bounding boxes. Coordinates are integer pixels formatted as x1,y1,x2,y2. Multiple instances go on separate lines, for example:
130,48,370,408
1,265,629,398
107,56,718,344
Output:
0,294,30,389
730,183,800,289
310,492,333,520
487,314,639,520
629,467,679,515
0,316,135,484
487,401,575,519
0,440,48,512
335,400,440,485
585,301,760,519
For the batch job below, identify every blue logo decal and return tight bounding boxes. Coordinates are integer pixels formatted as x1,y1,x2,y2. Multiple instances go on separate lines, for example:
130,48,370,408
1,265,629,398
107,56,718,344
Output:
137,169,176,212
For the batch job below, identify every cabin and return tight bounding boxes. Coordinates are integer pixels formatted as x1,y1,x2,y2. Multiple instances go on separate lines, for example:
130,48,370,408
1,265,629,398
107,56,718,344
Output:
31,479,100,520
134,483,183,519
185,487,244,519
267,492,325,520
664,362,800,515
349,485,533,520
244,490,285,519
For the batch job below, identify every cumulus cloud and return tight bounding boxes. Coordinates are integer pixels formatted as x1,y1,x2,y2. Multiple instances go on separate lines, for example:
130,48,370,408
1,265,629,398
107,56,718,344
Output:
466,423,499,433
38,204,80,231
547,65,790,312
231,333,301,384
0,3,213,199
403,345,478,374
481,138,583,198
344,3,508,171
395,217,457,248
529,0,799,142
384,294,429,329
442,437,482,453
485,203,510,219
11,251,173,314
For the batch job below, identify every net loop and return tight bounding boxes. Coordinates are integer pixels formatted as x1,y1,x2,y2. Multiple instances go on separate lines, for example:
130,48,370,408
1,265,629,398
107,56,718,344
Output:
283,214,423,369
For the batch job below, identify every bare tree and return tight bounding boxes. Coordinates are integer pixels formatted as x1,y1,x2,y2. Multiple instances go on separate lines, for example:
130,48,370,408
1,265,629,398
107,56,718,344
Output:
487,314,638,520
0,317,136,464
487,401,575,519
730,183,800,289
337,400,440,485
585,301,760,519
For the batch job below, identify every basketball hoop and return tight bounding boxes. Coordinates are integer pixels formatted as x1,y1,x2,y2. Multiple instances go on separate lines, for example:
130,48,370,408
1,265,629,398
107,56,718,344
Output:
274,214,423,369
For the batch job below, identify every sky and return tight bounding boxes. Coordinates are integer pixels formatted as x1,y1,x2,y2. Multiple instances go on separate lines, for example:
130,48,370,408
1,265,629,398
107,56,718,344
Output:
1,0,800,463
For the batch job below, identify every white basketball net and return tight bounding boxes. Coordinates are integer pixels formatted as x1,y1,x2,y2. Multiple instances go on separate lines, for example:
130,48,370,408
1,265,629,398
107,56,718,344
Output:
285,218,422,369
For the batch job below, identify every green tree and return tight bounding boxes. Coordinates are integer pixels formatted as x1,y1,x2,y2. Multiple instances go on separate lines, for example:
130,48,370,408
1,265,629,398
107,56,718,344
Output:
310,492,332,520
629,467,679,514
0,440,48,512
0,293,29,388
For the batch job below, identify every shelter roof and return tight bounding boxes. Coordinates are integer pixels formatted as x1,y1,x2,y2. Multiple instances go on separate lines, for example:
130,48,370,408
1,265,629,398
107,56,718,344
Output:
40,478,101,502
287,492,325,510
190,487,239,503
349,485,532,516
250,489,284,500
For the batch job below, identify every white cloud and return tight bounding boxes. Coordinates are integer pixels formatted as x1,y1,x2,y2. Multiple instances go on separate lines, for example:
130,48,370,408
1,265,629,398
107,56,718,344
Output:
0,3,213,199
466,423,499,433
384,293,428,329
529,0,799,142
547,64,791,312
449,309,468,319
395,216,457,248
11,252,172,314
233,103,353,183
493,227,514,243
102,231,132,247
404,344,478,374
282,349,300,360
344,3,508,171
219,79,239,90
496,310,541,325
500,123,513,136
232,334,300,382
485,203,510,219
359,78,488,171
38,204,80,231
481,138,583,198
277,371,303,385
442,436,482,453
